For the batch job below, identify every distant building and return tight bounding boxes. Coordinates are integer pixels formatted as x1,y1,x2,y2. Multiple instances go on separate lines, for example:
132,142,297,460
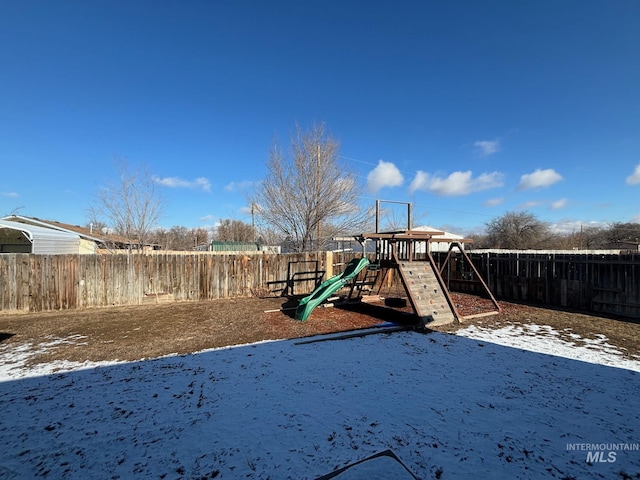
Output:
0,215,156,254
411,226,468,253
203,241,281,254
601,241,640,253
0,217,99,254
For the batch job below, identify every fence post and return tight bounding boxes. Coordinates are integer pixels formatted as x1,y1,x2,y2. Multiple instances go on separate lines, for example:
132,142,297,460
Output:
325,251,333,279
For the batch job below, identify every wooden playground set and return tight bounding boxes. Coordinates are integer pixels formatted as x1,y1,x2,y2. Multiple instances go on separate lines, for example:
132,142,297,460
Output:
295,201,500,327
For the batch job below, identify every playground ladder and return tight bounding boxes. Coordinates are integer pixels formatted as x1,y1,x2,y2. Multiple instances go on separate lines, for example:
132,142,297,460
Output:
347,263,381,300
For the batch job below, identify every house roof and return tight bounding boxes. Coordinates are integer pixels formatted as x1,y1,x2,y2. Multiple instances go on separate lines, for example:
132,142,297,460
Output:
411,225,466,241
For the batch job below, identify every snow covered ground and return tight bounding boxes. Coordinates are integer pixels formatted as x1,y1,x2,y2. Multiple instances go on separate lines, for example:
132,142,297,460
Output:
1,322,639,479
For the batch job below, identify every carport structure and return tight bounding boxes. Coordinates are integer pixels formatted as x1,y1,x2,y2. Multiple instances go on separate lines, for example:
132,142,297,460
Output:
0,219,84,254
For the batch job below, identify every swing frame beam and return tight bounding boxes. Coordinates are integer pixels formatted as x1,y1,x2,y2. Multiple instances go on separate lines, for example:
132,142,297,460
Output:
355,229,500,322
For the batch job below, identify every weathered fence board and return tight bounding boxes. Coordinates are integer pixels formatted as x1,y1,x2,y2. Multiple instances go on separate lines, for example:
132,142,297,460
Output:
0,252,331,313
1,251,639,318
433,251,640,318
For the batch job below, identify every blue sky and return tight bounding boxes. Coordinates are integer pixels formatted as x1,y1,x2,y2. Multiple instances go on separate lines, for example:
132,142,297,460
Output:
1,1,639,235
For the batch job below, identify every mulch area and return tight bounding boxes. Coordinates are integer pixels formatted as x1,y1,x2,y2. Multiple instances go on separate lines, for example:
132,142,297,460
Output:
1,292,639,367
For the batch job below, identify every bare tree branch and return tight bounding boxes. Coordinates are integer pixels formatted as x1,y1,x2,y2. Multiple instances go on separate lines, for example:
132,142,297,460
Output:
90,158,164,252
250,123,367,252
215,219,255,242
485,210,550,249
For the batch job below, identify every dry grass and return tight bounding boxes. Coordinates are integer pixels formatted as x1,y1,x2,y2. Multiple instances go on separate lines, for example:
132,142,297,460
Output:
1,295,639,368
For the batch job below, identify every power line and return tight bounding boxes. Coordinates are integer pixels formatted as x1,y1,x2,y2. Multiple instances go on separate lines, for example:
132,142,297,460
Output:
358,195,494,221
342,154,616,230
338,154,379,168
341,154,495,219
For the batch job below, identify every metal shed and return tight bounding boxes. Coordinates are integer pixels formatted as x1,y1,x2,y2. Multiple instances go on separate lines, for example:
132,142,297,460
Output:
0,219,81,254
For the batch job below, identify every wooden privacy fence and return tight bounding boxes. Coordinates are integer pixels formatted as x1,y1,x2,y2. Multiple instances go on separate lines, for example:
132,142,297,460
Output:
434,251,640,318
0,252,343,313
2,251,639,318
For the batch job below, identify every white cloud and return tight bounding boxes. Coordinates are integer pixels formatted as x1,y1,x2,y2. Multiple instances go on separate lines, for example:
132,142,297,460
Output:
2,192,19,198
626,163,640,185
548,219,582,235
225,180,255,192
199,214,214,222
410,170,504,196
152,176,189,188
483,197,504,207
153,176,211,192
408,171,429,193
550,198,568,210
548,219,606,235
474,140,501,157
632,213,640,223
193,178,211,191
367,160,404,193
517,168,563,190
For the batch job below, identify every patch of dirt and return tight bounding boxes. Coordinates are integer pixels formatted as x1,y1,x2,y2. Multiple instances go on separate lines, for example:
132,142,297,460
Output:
0,293,639,367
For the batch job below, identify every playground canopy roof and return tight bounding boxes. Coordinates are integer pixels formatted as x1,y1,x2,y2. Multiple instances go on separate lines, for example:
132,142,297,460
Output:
358,226,471,252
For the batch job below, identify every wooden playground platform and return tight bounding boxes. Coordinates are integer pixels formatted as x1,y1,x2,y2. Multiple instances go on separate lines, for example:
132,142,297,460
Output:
351,229,500,327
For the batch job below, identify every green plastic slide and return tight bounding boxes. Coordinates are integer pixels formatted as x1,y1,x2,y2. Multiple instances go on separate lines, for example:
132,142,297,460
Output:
295,257,370,321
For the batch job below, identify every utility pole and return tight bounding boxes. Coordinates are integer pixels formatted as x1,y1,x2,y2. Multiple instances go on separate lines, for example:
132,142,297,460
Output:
316,143,321,250
251,203,256,243
580,224,583,250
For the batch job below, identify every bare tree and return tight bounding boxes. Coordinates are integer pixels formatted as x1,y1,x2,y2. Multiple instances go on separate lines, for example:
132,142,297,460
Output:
250,123,366,252
254,225,284,246
545,225,606,250
377,205,415,232
605,222,640,246
89,158,163,252
149,226,210,251
581,225,608,249
485,211,550,249
215,219,255,242
7,206,25,216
